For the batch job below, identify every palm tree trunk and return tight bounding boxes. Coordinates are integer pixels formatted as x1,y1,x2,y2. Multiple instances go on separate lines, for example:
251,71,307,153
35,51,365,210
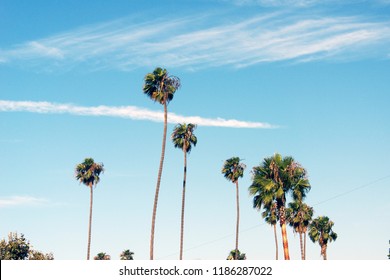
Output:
87,183,93,260
235,181,240,260
321,244,327,260
273,223,278,260
179,149,187,260
303,232,307,260
279,206,290,260
299,232,304,260
150,97,168,260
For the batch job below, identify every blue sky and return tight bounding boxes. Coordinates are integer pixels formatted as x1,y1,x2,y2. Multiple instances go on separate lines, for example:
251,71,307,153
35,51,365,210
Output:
0,0,389,260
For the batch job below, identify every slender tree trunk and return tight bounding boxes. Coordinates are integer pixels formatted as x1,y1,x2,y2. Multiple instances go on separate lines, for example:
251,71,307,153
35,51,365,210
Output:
279,206,290,260
299,232,304,260
303,232,307,260
273,223,278,260
179,149,187,260
87,183,93,260
321,243,327,260
150,96,168,260
235,181,240,260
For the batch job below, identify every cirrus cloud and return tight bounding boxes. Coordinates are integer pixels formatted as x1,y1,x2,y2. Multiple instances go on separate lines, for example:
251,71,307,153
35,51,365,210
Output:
0,11,389,71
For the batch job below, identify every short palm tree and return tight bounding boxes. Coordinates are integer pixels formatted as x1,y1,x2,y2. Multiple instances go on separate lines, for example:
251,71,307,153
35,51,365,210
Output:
249,153,311,260
171,123,197,260
120,249,134,260
286,201,313,260
143,67,181,260
222,157,246,260
309,216,337,260
75,158,104,260
94,252,111,260
226,249,246,260
250,181,279,260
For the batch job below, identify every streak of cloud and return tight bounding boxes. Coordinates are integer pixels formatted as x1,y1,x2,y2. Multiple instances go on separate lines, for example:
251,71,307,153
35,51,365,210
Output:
0,196,48,208
0,11,389,71
0,100,276,129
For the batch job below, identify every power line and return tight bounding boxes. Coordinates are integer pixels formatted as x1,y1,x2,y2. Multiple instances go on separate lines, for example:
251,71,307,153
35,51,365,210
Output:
312,174,390,206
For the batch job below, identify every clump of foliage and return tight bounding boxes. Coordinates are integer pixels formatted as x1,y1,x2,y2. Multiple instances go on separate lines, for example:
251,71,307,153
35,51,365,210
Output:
0,232,54,260
226,249,246,260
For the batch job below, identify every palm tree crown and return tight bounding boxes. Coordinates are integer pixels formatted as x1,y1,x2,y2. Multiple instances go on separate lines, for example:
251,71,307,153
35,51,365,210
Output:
226,249,246,260
171,123,197,153
309,216,337,260
120,249,134,260
94,252,111,260
286,201,313,260
75,158,104,187
222,157,246,184
143,67,181,105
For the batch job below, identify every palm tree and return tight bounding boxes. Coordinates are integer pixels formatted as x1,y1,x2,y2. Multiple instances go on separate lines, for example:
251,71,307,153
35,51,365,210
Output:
75,158,104,260
171,123,197,260
286,201,313,260
222,157,246,260
309,216,337,260
226,249,246,260
249,153,311,260
250,181,279,260
120,249,134,260
143,67,181,260
94,252,111,260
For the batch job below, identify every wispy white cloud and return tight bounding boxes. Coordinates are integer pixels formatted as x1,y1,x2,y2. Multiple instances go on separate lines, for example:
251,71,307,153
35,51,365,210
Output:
230,0,327,7
0,100,275,129
0,12,389,70
0,196,48,208
228,0,390,7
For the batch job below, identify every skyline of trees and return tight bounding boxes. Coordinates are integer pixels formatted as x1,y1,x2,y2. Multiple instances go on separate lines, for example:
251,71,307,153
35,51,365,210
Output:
1,68,343,261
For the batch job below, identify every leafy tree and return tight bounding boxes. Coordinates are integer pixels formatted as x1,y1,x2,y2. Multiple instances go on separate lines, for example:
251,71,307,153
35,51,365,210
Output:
249,153,311,260
0,232,54,260
0,232,29,260
120,249,134,260
309,216,337,260
28,250,54,260
226,249,246,260
75,157,104,260
94,252,111,260
222,157,246,260
286,201,313,260
143,67,181,260
171,123,197,260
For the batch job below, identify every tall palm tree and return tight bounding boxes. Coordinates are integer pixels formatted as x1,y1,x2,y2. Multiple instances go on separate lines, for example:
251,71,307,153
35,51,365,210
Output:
120,249,134,260
286,201,313,260
171,123,197,260
143,67,181,260
249,153,310,260
75,158,104,260
309,216,337,260
222,157,246,260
